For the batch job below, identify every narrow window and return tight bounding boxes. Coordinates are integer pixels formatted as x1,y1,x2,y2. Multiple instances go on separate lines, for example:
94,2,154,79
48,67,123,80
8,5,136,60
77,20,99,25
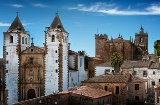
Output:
55,50,57,53
56,60,58,63
140,37,143,42
159,79,160,83
115,86,119,94
105,86,108,91
135,84,139,90
80,58,82,67
133,71,137,75
10,35,13,43
55,69,58,73
25,37,27,44
29,58,33,64
51,35,55,42
152,81,155,86
143,71,147,77
153,71,155,75
22,37,24,44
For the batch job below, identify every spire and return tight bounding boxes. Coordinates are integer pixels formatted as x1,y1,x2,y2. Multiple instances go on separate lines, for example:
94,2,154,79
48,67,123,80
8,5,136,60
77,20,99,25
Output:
8,13,25,32
50,12,66,32
139,25,144,33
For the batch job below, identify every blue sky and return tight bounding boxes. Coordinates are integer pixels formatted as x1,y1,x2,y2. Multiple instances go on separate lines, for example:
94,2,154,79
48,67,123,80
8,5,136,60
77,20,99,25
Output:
0,0,160,58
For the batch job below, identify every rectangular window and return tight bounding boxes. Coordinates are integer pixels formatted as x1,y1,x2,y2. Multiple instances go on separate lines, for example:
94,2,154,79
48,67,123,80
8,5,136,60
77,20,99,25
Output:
153,71,155,75
10,35,13,43
51,35,55,42
115,86,119,94
22,37,24,44
80,58,82,67
143,71,147,77
29,58,33,64
56,60,58,63
159,79,160,82
152,81,155,86
135,84,139,90
105,86,108,91
133,71,137,75
135,96,139,100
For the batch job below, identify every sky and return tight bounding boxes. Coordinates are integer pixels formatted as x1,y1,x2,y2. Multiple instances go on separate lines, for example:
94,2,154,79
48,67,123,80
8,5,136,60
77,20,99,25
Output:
0,0,160,58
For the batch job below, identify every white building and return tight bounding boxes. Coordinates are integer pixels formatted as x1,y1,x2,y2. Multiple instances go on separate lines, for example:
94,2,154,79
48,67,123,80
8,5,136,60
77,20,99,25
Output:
3,13,88,105
68,50,88,89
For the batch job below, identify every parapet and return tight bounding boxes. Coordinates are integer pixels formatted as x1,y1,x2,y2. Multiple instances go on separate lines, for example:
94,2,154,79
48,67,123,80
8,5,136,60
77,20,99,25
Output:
95,34,108,39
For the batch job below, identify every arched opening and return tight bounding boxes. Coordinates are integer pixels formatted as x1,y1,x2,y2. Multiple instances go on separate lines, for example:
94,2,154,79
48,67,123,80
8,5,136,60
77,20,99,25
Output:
10,35,13,43
51,35,55,42
22,37,24,44
25,37,27,44
140,37,143,42
27,89,35,99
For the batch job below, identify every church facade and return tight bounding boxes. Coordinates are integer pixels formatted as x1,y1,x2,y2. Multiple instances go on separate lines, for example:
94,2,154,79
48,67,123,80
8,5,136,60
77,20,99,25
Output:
3,13,86,105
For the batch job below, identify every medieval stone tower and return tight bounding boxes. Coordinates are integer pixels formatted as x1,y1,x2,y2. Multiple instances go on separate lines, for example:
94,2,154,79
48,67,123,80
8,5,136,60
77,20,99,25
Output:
3,15,30,105
44,13,69,95
135,26,148,59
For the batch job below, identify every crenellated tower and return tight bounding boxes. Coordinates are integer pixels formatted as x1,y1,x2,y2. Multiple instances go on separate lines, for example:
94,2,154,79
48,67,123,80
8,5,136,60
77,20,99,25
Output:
3,14,30,105
95,34,108,61
44,12,69,95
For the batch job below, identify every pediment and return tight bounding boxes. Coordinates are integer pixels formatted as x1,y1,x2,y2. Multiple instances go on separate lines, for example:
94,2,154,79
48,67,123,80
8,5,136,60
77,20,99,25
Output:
22,46,45,54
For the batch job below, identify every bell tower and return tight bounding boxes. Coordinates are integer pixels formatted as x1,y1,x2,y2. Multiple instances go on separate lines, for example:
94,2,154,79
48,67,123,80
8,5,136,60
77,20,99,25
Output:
135,26,148,59
44,12,69,95
3,14,30,105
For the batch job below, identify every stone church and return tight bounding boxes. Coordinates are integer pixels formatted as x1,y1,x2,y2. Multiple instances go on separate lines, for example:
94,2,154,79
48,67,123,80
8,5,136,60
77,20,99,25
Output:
3,13,86,105
95,26,148,62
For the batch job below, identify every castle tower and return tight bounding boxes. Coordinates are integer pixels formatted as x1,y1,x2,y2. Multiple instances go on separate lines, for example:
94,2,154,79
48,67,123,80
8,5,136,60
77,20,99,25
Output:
3,14,30,104
135,26,148,59
95,34,108,61
44,12,69,95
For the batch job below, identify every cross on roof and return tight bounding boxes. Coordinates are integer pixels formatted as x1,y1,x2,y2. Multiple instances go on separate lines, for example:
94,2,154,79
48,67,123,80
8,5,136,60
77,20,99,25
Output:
31,37,34,46
16,12,19,16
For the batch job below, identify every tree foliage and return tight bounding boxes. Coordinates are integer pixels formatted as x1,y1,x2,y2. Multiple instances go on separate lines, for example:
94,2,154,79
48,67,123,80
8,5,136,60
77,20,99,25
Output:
111,52,123,72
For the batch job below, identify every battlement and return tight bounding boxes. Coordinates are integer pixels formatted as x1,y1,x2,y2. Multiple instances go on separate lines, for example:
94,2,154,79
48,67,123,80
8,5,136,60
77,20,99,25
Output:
95,34,108,39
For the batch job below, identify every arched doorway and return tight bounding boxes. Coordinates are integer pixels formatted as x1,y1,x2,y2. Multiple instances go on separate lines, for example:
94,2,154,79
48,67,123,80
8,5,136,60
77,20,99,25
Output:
27,89,35,99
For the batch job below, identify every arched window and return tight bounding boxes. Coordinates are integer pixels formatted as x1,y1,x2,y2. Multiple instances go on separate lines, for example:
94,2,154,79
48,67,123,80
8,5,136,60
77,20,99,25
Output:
140,37,143,42
25,37,27,44
51,35,55,42
22,37,24,44
10,35,13,43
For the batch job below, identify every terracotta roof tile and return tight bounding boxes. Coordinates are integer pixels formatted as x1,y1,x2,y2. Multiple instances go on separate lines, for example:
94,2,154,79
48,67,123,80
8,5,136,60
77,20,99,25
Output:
83,73,146,83
71,86,112,99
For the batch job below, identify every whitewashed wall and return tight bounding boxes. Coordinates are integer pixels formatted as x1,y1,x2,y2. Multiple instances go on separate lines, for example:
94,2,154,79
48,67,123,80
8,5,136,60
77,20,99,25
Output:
45,31,59,95
77,56,88,86
62,32,68,91
68,71,78,88
95,66,114,76
69,55,75,69
4,32,19,105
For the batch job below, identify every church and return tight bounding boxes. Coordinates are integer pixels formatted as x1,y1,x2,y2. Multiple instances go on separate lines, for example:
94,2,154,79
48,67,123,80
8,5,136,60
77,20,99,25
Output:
3,13,88,105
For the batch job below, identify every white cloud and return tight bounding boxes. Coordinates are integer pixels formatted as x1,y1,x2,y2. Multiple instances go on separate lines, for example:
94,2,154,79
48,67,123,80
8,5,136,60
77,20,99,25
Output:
68,2,160,15
0,22,10,26
33,3,47,7
11,4,24,8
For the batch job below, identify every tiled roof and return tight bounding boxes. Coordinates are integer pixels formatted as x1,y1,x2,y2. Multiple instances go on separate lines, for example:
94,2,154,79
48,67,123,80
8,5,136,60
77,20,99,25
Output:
149,62,160,69
71,86,112,99
8,16,25,32
121,60,151,69
97,62,112,67
50,13,66,32
83,73,146,83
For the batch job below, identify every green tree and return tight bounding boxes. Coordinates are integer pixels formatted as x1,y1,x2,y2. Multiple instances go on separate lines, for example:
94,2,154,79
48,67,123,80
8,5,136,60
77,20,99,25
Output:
111,52,123,73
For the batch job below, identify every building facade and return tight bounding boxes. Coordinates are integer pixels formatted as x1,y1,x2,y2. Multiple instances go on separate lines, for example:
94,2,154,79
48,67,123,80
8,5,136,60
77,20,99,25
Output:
3,13,88,105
